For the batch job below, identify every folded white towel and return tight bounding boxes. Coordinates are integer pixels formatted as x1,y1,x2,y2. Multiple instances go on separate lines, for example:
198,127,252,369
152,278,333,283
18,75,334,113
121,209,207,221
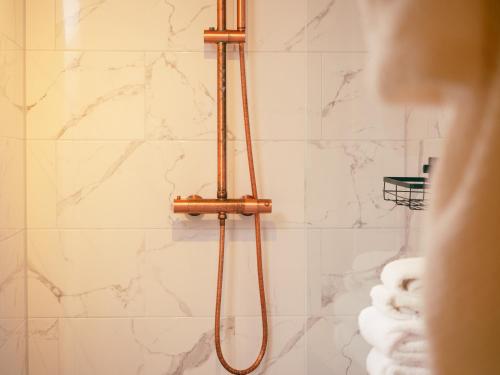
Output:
359,306,428,366
371,284,422,320
367,349,431,375
381,258,424,294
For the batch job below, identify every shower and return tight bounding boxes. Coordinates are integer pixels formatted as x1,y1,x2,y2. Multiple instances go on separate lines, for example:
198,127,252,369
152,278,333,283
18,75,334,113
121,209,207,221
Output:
172,0,271,374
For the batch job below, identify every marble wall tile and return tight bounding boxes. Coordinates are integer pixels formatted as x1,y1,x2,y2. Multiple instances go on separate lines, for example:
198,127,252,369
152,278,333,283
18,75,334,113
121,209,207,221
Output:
406,139,446,179
404,221,424,256
53,0,307,52
306,140,405,228
0,230,26,319
0,138,25,229
146,51,307,141
54,140,154,228
28,229,305,318
245,0,307,52
55,0,213,51
145,52,216,141
26,0,55,50
27,141,57,228
306,315,369,375
0,319,26,375
307,53,322,140
0,0,25,50
28,319,59,375
26,52,145,140
27,230,146,318
0,2,26,373
405,106,453,141
27,140,303,229
144,229,306,317
28,316,305,375
228,52,307,140
0,49,25,139
307,0,366,52
318,53,404,140
308,229,406,316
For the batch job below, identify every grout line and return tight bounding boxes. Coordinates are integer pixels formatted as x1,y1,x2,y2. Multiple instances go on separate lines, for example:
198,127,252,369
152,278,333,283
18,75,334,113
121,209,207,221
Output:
23,138,408,142
143,51,146,141
23,1,30,373
25,314,346,320
320,52,323,139
53,0,56,50
303,23,309,368
23,48,370,54
24,226,408,231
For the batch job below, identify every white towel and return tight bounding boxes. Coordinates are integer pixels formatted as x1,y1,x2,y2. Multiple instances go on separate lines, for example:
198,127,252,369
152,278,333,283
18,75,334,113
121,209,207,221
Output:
370,284,422,320
380,258,424,294
359,306,428,366
367,349,431,375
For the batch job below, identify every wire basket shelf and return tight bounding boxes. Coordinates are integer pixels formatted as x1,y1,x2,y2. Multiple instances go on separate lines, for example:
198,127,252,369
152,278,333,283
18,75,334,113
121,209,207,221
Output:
383,177,430,211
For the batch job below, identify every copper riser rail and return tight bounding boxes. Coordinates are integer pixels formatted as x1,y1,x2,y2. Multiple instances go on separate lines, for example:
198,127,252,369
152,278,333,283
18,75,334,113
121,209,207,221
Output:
172,0,270,374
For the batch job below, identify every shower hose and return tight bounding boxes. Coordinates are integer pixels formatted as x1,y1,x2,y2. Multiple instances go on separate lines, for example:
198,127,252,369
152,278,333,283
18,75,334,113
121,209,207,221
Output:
214,43,268,375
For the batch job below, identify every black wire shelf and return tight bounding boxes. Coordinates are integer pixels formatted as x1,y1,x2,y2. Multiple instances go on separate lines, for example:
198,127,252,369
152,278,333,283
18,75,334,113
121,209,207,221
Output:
383,157,437,211
383,177,430,210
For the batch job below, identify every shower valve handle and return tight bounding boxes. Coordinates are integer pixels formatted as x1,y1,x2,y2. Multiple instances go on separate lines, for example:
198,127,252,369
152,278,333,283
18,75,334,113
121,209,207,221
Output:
172,195,272,216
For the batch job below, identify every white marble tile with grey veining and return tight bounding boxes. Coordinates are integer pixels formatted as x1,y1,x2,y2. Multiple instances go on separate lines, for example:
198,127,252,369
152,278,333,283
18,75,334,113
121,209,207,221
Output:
26,0,56,50
0,319,26,375
306,140,405,229
307,0,366,52
0,49,24,139
28,228,306,318
306,315,370,375
405,105,452,141
27,140,57,228
0,0,24,50
308,229,408,316
28,316,305,375
318,53,405,141
0,138,25,229
26,51,145,140
53,0,309,52
145,52,217,141
0,230,26,319
49,140,209,229
28,319,59,375
54,0,214,51
29,140,303,229
146,51,307,141
246,0,307,52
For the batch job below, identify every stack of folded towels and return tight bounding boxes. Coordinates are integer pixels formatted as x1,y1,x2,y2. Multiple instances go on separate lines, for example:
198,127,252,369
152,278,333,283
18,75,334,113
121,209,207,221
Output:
358,257,430,375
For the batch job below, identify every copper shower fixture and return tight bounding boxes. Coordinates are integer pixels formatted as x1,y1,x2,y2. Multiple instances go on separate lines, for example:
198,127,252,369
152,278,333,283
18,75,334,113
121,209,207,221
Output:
172,0,270,374
174,196,272,216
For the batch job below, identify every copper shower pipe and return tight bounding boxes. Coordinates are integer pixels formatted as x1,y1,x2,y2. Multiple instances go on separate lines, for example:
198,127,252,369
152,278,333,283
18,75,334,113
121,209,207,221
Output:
237,0,246,30
171,0,269,373
216,42,227,199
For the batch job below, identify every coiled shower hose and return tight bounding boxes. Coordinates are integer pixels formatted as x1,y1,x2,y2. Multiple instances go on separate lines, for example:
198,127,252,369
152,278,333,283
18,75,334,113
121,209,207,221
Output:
214,43,268,375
